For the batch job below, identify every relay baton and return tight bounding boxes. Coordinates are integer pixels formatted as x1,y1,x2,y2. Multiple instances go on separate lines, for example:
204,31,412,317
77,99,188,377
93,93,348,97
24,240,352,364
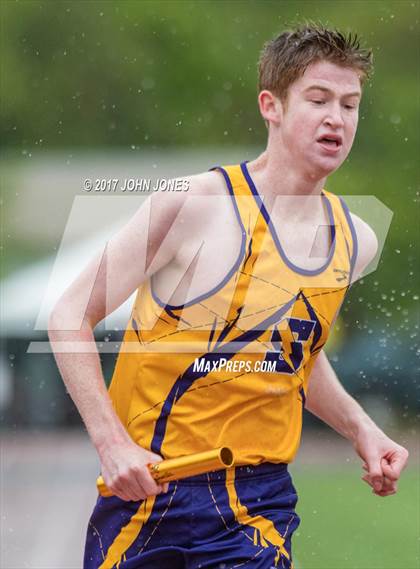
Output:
96,446,234,497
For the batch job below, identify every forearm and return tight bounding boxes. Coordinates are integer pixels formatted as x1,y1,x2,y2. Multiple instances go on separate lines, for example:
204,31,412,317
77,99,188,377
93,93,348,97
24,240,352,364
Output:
48,309,131,454
305,350,381,443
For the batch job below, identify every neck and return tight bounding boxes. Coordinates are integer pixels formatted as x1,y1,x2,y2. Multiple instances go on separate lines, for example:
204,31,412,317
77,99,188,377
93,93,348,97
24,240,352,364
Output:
247,137,327,199
245,142,330,222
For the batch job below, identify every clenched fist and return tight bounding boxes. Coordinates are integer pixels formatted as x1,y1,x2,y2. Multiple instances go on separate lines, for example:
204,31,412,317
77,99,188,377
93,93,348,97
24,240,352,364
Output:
98,439,169,501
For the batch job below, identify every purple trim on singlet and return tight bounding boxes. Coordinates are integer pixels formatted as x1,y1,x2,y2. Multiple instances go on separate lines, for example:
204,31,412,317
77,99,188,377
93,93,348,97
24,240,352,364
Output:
150,166,246,311
299,386,306,407
338,196,359,284
240,161,337,277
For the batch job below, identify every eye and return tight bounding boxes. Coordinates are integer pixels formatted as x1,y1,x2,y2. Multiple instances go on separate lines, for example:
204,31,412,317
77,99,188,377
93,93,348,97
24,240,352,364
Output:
344,104,357,110
311,100,325,105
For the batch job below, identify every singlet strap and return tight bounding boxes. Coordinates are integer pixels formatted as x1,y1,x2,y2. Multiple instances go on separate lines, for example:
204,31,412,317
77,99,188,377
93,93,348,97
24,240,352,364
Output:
323,190,358,284
209,164,270,325
338,195,358,283
209,163,265,236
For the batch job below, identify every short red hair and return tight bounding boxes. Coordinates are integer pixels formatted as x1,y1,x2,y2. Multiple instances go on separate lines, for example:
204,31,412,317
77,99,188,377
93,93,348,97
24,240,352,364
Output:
258,23,373,102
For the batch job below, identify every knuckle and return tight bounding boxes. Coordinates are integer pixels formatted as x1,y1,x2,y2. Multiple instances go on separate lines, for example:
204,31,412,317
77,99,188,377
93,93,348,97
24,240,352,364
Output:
118,470,130,482
127,465,140,477
109,479,121,491
137,465,150,478
132,463,144,474
121,468,139,483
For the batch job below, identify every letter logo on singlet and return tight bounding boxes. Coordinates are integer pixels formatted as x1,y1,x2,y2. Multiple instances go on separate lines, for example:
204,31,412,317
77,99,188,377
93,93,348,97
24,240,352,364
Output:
264,317,316,374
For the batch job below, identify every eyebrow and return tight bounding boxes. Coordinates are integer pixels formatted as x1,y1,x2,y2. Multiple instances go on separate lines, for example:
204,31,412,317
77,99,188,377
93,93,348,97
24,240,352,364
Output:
304,85,362,98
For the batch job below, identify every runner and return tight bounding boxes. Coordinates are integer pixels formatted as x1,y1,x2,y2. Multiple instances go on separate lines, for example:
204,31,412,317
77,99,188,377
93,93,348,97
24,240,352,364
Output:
48,23,409,569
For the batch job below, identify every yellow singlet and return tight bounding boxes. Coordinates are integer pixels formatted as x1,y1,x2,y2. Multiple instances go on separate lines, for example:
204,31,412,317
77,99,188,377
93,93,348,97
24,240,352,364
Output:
108,162,357,466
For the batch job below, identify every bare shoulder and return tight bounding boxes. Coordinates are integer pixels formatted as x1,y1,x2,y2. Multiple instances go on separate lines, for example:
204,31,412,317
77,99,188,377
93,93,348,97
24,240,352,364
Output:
349,212,379,281
144,169,224,225
183,169,229,197
150,169,227,208
136,168,230,256
156,169,230,223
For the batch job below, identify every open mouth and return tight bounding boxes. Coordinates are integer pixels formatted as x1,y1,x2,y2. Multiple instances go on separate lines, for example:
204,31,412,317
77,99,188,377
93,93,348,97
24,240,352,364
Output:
316,134,344,154
318,137,341,148
317,136,342,148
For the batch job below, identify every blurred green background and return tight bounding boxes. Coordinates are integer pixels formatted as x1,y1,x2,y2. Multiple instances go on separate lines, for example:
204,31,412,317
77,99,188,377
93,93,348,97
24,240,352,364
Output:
293,465,419,569
1,1,419,568
1,0,419,322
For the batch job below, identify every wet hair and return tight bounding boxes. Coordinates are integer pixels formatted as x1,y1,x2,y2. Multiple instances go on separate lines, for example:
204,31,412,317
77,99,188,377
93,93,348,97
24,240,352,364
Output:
258,22,373,102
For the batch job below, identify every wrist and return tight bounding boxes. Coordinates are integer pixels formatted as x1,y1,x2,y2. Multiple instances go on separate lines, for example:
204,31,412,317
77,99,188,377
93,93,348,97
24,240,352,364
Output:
347,416,383,445
93,428,132,457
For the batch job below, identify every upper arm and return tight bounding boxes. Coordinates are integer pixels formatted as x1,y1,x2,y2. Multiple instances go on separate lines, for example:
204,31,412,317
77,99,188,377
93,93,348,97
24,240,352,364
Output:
49,177,199,329
349,213,379,283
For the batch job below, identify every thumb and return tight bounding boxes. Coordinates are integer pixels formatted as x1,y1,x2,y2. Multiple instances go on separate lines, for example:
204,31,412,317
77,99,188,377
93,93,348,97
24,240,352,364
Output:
381,458,399,481
365,455,384,491
148,451,164,464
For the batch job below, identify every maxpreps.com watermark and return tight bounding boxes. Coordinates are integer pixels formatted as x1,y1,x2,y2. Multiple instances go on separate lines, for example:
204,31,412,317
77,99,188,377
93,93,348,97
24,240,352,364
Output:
193,357,277,374
83,177,190,192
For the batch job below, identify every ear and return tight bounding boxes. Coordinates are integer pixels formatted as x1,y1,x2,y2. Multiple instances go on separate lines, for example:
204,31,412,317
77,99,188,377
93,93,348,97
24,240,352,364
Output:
258,90,283,126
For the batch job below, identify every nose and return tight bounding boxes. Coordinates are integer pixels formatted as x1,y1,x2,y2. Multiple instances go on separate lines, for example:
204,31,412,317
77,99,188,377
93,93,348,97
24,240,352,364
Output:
323,103,344,129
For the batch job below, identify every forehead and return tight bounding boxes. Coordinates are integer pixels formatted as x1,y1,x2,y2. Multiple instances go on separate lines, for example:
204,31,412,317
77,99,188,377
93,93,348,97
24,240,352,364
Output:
291,60,362,97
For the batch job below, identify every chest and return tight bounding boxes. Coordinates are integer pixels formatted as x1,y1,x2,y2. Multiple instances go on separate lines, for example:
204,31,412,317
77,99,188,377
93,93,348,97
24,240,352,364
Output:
152,202,334,306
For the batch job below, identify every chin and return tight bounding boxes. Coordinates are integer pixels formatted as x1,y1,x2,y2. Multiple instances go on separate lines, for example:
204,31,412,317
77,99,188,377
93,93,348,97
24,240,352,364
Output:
309,157,344,178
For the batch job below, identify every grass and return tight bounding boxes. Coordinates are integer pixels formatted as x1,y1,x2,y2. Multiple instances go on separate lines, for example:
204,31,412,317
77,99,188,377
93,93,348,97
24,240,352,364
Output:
290,466,419,569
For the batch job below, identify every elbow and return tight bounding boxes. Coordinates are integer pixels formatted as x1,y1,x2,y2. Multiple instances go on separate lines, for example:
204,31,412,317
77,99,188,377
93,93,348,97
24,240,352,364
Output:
47,301,69,340
48,300,93,339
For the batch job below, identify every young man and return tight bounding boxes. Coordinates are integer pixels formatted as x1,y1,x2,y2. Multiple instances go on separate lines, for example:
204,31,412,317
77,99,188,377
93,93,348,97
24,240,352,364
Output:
49,24,409,569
